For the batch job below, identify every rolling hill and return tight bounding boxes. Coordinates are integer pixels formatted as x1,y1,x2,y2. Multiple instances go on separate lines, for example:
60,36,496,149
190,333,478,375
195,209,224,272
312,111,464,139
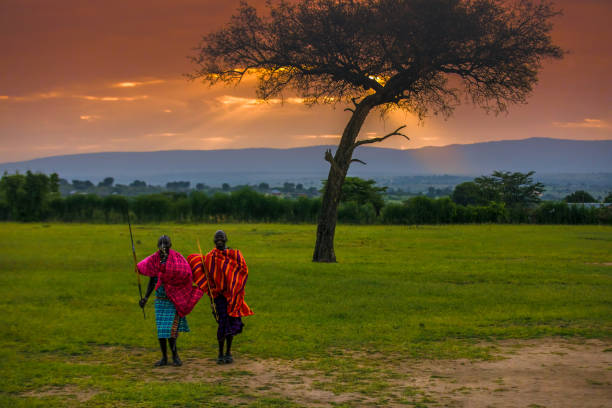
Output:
1,138,610,186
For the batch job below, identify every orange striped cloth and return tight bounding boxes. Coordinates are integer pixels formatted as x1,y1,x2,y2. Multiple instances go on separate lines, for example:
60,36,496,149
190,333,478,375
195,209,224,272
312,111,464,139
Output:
187,248,253,318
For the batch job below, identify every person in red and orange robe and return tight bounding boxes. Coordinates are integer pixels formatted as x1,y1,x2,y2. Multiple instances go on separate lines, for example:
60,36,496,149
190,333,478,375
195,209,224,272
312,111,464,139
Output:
187,230,253,364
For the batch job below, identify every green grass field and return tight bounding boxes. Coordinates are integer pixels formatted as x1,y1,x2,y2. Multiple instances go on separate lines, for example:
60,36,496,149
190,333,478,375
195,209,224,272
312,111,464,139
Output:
0,223,611,406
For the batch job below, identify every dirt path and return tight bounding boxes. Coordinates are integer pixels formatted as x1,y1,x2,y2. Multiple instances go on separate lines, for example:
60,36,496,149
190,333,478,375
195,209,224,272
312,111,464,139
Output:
398,338,612,408
24,338,612,407
171,338,612,407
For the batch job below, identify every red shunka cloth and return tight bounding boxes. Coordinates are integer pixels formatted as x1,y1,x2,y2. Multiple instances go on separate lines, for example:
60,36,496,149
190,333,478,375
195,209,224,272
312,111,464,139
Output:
137,249,204,317
187,248,253,318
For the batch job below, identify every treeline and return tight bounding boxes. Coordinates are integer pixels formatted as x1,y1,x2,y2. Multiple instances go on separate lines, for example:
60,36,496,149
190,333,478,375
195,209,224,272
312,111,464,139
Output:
380,197,611,225
58,176,320,198
1,171,611,224
0,176,320,223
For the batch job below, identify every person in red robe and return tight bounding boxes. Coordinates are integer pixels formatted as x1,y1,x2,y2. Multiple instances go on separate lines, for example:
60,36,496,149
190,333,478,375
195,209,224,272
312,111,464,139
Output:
187,230,253,364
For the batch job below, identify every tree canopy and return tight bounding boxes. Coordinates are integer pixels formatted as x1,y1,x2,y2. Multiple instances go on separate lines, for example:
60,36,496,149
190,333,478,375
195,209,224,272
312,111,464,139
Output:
191,0,562,116
474,170,544,207
451,181,488,206
324,176,387,215
452,171,544,207
564,190,596,204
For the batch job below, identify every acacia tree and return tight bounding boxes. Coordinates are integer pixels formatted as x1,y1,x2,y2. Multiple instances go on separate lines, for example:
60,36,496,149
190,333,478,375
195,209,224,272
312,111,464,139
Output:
190,0,563,262
475,170,545,207
327,177,387,215
564,190,596,204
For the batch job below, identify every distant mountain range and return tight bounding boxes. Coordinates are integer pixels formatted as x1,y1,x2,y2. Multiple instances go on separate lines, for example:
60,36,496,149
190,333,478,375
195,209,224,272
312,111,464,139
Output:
1,138,611,186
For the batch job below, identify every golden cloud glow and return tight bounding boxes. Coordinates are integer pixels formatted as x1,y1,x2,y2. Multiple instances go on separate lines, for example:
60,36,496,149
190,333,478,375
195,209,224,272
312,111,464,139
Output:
220,96,260,107
145,132,182,137
113,80,165,88
297,134,341,139
75,144,102,151
368,75,387,86
81,95,149,102
286,97,304,104
553,118,609,129
218,95,305,108
0,92,63,102
201,137,232,142
80,115,100,121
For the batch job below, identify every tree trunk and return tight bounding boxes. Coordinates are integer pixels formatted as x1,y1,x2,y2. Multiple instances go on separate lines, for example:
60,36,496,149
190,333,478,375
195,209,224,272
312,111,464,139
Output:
312,159,343,262
312,98,376,262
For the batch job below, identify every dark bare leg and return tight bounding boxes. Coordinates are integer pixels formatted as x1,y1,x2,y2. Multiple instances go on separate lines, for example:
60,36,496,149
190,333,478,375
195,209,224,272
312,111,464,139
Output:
169,337,181,366
224,335,233,363
217,338,225,364
155,338,168,366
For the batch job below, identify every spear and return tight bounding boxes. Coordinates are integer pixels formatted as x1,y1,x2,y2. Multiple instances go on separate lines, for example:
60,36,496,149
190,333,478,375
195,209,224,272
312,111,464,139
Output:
197,238,218,322
127,210,146,319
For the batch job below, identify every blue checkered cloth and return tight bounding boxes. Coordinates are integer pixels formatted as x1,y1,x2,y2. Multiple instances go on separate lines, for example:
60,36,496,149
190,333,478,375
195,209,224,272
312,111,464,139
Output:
155,285,189,339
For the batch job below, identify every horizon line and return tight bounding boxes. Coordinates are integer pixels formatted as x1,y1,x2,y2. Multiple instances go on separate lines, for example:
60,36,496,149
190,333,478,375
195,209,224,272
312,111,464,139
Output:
2,136,610,165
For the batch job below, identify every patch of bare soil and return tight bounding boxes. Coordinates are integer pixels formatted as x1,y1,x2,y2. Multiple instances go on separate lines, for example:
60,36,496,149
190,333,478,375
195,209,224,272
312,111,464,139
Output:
171,338,612,407
32,338,610,407
22,385,98,403
396,338,612,408
157,356,380,407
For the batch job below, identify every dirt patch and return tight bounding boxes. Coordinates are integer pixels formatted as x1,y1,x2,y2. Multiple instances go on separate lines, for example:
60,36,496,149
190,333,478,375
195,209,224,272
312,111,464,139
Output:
45,338,611,407
151,338,612,407
152,356,380,407
22,385,98,403
396,338,612,408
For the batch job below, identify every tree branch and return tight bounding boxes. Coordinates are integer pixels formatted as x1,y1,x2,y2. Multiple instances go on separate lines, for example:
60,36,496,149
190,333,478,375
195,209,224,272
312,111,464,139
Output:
324,149,341,172
353,126,409,148
351,158,367,165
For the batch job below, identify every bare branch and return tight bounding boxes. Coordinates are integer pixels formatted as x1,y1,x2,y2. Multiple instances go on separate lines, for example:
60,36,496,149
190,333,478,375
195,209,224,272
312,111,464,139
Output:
354,126,409,148
324,149,341,172
351,158,367,165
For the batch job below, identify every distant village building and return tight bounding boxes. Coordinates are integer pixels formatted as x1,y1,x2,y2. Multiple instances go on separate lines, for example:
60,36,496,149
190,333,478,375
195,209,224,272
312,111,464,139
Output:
567,202,611,209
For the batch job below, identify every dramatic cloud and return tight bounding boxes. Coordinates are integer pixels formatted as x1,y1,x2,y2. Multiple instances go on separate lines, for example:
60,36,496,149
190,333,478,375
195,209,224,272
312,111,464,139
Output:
80,95,149,102
144,132,183,137
79,115,101,121
297,134,341,140
553,119,609,129
112,80,165,88
218,95,305,108
0,92,150,103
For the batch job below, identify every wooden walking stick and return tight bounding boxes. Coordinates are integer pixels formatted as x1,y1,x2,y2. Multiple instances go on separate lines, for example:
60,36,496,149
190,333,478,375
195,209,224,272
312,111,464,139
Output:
127,211,146,319
197,238,218,322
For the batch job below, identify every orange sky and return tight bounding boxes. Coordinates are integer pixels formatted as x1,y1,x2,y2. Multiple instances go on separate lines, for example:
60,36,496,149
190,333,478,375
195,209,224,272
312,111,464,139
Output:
0,0,610,163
